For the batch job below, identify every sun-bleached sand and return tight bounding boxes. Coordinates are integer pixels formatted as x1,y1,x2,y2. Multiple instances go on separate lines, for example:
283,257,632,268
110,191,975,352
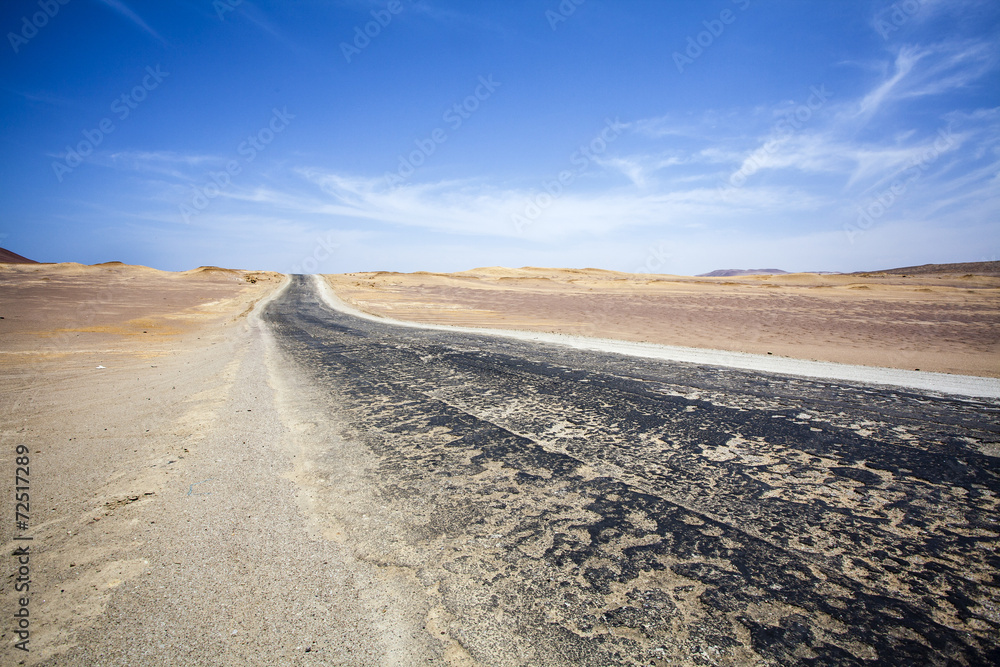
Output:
0,263,443,664
323,265,1000,380
0,262,277,362
3,260,998,663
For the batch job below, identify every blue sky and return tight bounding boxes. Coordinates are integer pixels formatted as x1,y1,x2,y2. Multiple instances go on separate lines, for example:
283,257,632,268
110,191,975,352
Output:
1,0,998,274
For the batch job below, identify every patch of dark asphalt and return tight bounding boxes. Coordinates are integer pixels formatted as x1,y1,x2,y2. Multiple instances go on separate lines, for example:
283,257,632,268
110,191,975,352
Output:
264,275,1000,666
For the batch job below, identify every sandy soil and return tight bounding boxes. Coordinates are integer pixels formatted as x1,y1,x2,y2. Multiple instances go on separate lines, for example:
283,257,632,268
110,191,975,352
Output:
0,262,274,362
2,261,997,663
0,263,444,665
324,266,1000,378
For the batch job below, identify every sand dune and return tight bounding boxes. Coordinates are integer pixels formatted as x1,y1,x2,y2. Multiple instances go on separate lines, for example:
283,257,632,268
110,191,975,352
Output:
0,262,282,360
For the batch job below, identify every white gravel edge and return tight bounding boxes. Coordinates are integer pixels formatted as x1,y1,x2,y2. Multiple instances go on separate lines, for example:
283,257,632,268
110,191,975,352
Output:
313,275,1000,400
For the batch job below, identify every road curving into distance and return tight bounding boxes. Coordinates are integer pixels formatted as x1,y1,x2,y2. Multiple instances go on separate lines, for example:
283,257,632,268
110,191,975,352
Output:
263,274,1000,666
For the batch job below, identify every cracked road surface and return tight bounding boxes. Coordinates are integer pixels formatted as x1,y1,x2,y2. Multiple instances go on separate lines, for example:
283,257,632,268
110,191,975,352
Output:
263,276,1000,666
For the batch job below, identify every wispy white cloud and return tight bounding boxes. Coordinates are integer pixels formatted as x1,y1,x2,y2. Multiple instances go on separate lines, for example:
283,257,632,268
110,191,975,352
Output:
221,168,830,242
856,47,923,117
855,40,996,119
96,0,167,44
101,25,997,270
593,154,686,188
87,151,223,182
108,150,220,166
3,89,86,110
698,37,997,196
872,0,988,29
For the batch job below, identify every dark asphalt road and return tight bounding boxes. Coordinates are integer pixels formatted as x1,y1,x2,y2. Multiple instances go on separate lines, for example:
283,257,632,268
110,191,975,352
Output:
263,275,1000,666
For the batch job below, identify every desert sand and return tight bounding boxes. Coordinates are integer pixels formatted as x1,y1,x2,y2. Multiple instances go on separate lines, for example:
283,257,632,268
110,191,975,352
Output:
0,262,274,361
0,263,443,664
323,265,1000,378
2,259,998,663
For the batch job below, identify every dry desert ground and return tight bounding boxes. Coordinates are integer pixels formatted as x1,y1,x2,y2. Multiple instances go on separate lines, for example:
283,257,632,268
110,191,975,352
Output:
1,259,998,664
325,264,1000,378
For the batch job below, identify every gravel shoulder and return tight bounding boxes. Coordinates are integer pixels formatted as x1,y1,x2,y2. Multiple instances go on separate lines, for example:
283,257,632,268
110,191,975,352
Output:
317,276,1000,399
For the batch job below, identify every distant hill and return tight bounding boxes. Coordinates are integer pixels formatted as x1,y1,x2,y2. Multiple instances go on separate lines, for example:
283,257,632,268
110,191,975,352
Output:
0,247,39,264
697,268,788,277
856,261,1000,276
